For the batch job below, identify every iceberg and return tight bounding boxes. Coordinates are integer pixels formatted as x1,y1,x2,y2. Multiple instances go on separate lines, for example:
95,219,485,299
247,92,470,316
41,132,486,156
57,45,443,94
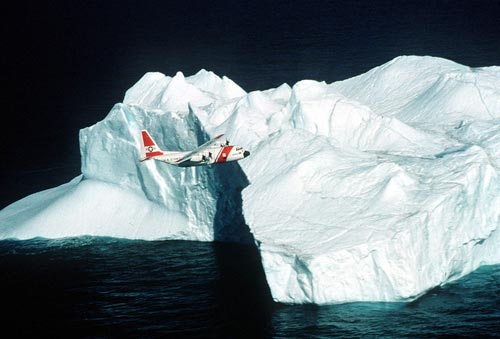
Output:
1,56,499,304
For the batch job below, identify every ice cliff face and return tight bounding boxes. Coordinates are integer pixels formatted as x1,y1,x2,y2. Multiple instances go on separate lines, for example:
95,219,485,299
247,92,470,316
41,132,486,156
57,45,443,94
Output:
239,57,500,303
1,56,499,304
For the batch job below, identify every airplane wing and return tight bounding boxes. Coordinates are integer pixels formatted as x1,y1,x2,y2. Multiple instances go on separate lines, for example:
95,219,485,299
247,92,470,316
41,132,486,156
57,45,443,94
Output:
176,134,225,164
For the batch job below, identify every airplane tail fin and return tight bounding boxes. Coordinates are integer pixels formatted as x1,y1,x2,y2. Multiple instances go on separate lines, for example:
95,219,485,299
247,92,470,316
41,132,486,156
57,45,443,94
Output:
140,130,164,161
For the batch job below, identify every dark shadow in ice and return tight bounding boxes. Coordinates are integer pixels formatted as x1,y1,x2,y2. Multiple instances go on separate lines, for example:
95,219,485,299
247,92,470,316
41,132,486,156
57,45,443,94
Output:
212,162,253,243
210,160,275,336
188,107,273,317
187,104,255,244
434,145,470,158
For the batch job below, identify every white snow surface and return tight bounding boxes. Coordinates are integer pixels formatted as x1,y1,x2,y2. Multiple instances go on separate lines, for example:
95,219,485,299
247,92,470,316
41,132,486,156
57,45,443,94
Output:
1,56,500,304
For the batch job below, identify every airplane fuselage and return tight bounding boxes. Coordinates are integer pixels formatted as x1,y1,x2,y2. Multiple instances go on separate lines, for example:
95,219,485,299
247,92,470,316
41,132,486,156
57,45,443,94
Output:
155,145,249,167
140,130,250,167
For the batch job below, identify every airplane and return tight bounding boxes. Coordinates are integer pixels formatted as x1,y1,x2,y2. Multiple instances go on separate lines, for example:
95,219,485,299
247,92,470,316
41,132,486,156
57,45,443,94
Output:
139,129,250,167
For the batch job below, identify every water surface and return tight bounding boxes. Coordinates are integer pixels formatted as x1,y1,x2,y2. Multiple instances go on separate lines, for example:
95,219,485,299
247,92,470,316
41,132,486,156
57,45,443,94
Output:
1,238,498,338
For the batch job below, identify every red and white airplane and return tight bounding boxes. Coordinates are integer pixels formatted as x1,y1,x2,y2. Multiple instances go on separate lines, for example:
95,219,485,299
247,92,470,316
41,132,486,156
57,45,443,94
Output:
139,130,250,167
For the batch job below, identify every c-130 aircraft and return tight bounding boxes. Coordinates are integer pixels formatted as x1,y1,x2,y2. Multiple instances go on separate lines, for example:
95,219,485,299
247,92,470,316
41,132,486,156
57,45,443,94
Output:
139,130,250,167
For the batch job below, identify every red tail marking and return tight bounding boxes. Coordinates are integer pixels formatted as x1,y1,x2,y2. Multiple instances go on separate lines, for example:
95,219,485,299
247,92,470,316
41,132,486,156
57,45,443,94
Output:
142,131,155,147
216,146,234,163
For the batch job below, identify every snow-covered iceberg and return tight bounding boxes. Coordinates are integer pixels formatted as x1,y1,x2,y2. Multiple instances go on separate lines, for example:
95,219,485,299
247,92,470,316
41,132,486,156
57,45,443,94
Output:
240,57,500,303
1,56,499,304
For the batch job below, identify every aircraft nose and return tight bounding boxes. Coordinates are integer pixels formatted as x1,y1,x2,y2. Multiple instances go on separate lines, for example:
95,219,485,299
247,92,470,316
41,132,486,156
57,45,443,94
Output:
243,150,250,158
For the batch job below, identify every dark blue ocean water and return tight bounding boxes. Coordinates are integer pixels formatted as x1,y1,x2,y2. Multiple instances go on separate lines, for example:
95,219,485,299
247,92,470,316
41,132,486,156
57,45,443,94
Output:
1,237,499,338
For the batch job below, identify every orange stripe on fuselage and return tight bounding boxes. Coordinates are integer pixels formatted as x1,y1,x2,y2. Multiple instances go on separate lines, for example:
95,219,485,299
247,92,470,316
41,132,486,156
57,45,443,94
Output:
216,146,233,163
